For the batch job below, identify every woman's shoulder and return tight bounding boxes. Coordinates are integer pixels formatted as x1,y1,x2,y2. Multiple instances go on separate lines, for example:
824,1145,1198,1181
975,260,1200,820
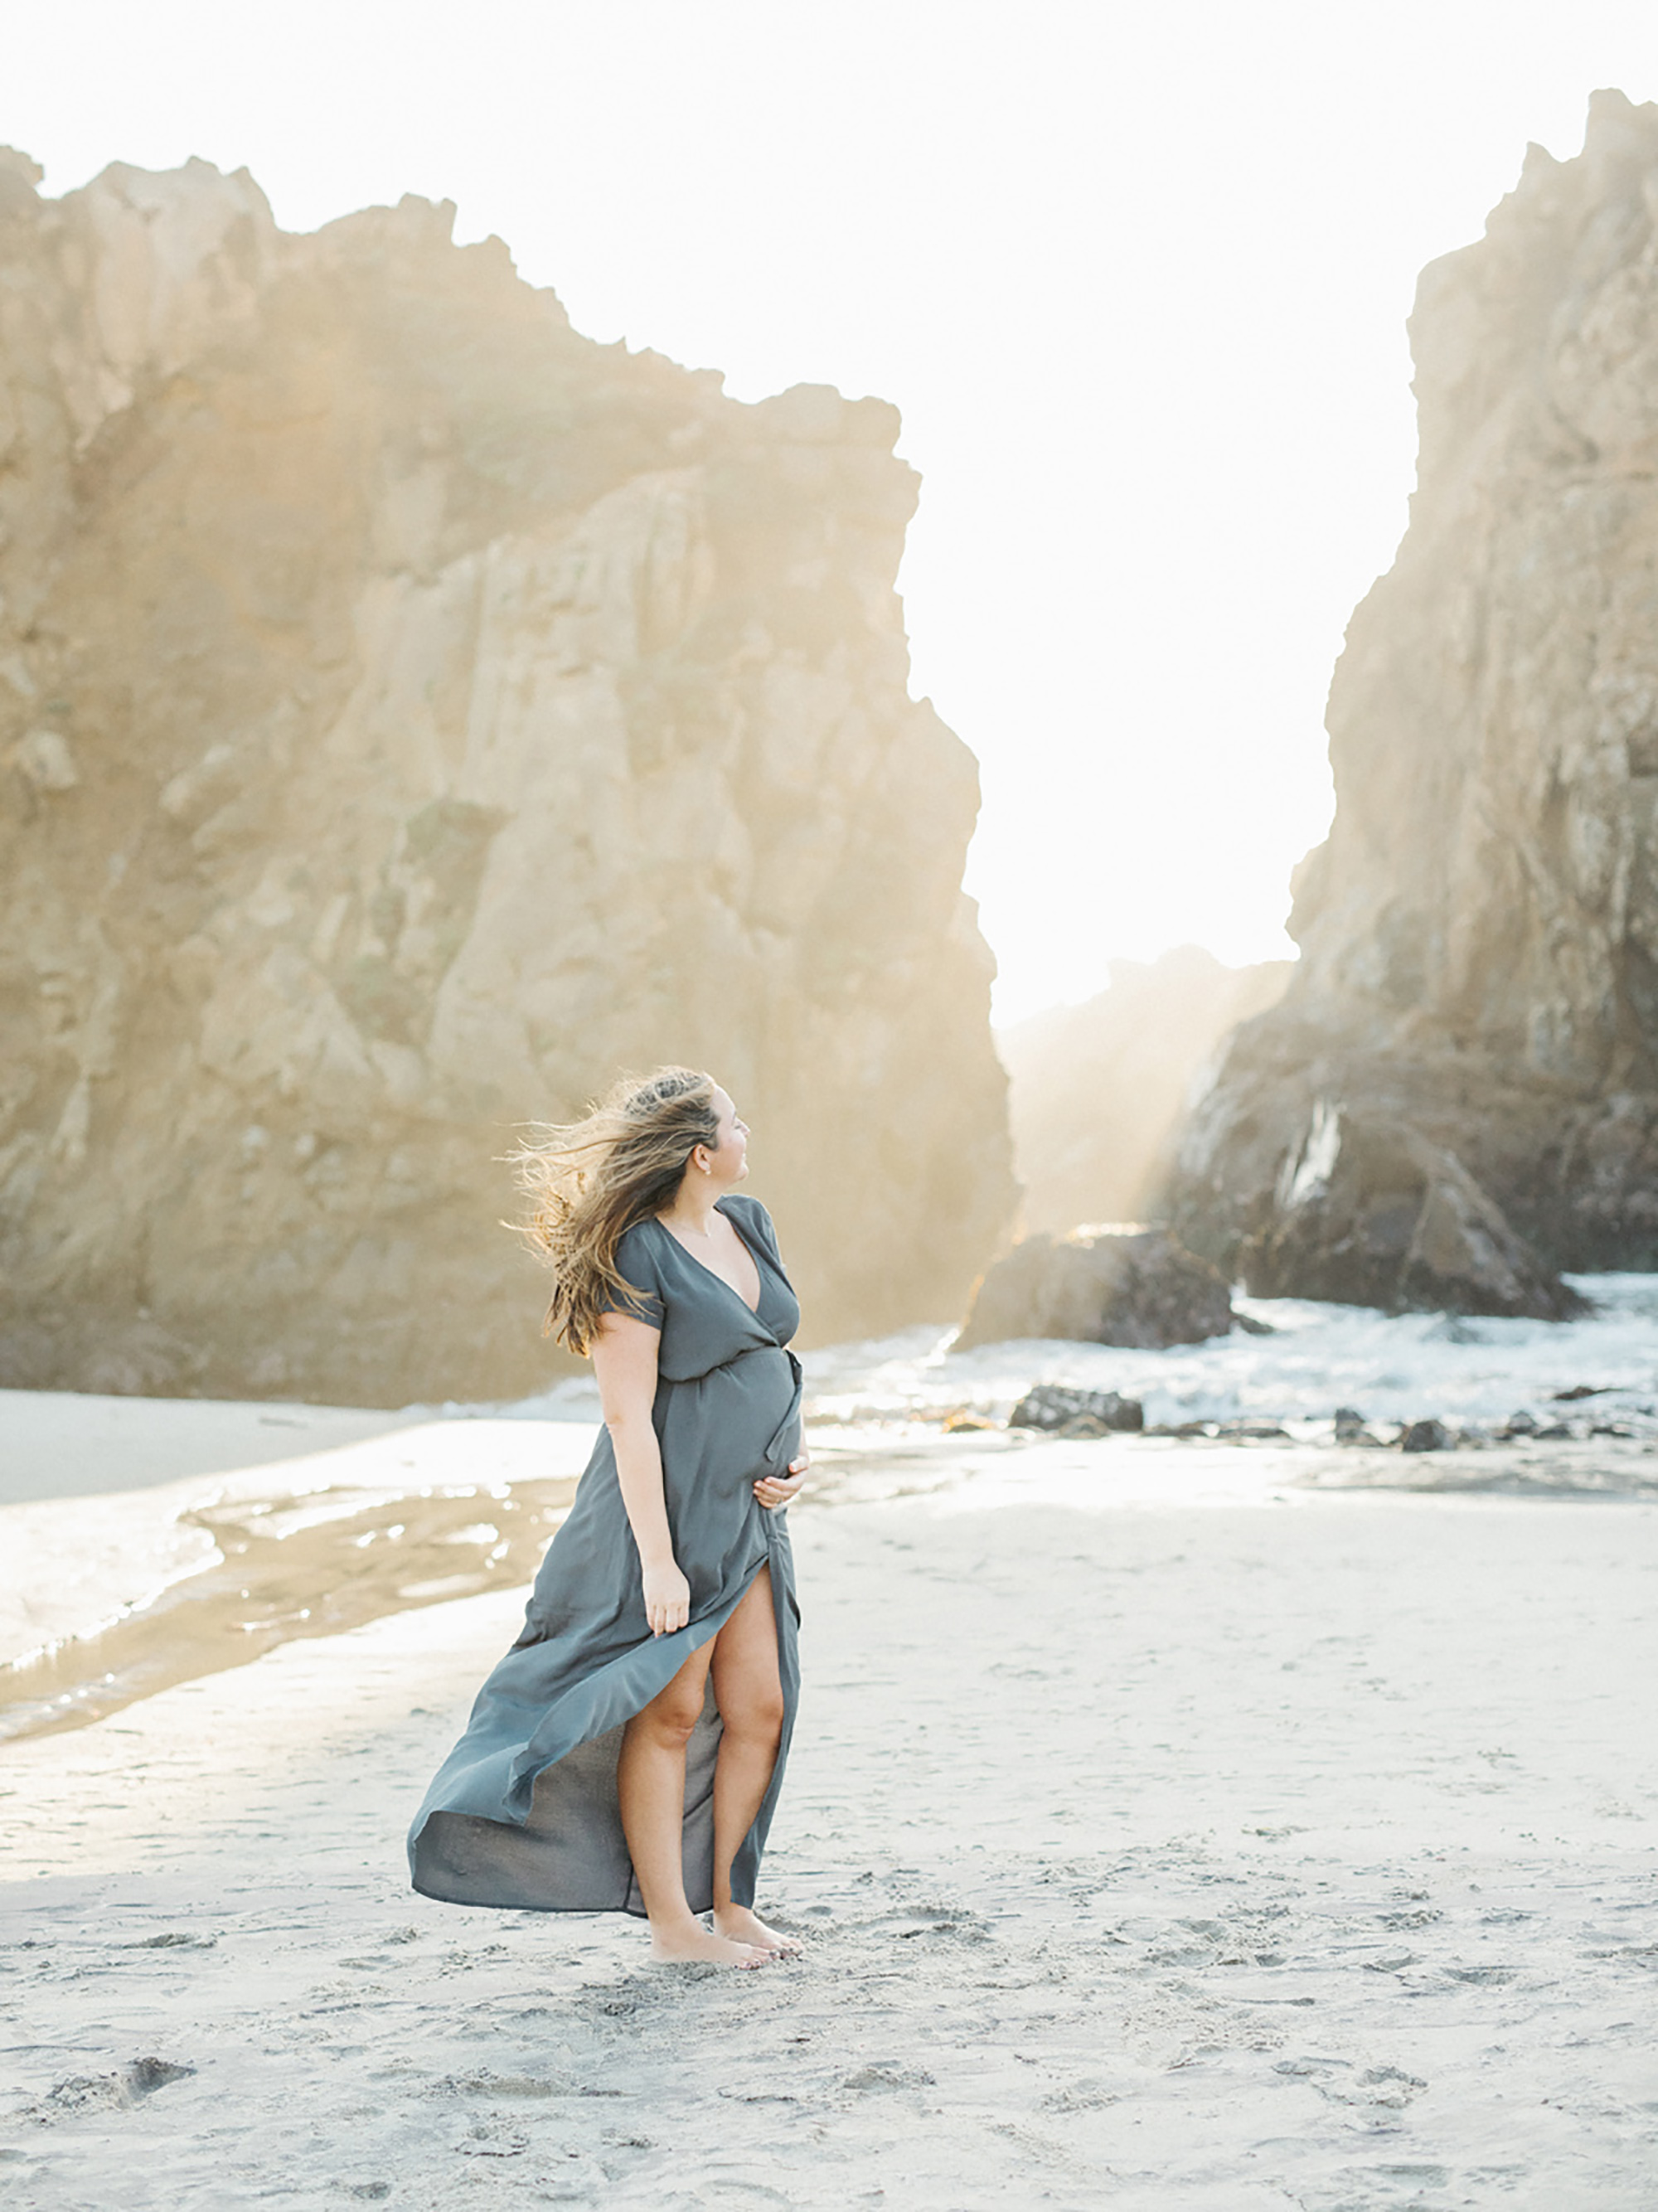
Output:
604,1218,667,1325
722,1192,779,1251
616,1215,659,1261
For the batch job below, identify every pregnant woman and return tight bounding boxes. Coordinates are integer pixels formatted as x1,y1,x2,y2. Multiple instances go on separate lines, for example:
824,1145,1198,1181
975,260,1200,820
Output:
408,1069,808,1969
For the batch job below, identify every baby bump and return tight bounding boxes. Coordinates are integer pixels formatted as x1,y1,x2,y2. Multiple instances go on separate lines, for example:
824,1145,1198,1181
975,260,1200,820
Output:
660,1347,800,1508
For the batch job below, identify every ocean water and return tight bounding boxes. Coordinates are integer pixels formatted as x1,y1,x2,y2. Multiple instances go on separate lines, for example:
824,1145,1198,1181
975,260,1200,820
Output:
503,1274,1658,1434
6,1276,1658,1739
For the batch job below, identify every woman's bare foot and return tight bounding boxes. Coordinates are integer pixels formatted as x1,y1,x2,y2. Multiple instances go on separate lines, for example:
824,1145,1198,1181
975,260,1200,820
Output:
712,1904,803,1957
648,1919,771,1969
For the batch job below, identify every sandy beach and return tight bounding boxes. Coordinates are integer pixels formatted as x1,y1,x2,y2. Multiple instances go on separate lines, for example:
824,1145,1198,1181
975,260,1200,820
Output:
3,1394,1656,2209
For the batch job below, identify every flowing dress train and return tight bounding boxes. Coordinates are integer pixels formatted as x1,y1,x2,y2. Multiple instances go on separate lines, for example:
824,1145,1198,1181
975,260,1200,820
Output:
407,1194,802,1916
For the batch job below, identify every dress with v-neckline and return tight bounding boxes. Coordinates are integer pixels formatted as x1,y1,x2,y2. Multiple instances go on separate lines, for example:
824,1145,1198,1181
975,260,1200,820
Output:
651,1198,764,1317
409,1191,803,1923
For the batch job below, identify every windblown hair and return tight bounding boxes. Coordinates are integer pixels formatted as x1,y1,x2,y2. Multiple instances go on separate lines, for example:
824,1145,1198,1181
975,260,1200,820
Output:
510,1067,722,1354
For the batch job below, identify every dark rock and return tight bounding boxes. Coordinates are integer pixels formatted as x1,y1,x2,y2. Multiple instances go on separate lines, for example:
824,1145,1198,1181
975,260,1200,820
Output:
1234,1312,1277,1336
1222,1107,1583,1322
1008,1384,1144,1433
1498,1411,1539,1438
1332,1405,1366,1437
959,1228,1232,1351
1552,1385,1609,1401
1216,1419,1291,1440
1399,1419,1452,1453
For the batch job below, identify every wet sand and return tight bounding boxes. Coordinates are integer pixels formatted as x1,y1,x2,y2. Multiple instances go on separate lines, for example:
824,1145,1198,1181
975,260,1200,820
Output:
0,1403,1001,1742
0,1389,423,1505
7,1388,1656,1749
2,1421,1656,2209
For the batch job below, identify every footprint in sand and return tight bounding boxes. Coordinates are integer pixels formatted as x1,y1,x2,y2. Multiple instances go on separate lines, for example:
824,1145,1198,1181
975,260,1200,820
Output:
841,2063,936,2093
40,2056,196,2116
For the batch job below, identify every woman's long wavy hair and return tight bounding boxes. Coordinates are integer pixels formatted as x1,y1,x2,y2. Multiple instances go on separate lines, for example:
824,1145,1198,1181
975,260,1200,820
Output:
510,1067,722,1354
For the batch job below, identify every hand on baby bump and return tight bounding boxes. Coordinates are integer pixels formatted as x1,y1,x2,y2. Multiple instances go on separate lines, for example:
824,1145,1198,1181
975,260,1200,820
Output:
754,1451,809,1511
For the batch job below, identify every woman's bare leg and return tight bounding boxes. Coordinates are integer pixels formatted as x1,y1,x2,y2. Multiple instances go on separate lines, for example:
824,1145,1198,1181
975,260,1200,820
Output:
618,1643,768,1967
708,1566,800,1956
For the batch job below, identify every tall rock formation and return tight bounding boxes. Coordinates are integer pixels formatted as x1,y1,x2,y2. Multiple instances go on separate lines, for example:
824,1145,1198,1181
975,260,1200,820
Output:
0,153,1013,1403
1165,92,1658,1309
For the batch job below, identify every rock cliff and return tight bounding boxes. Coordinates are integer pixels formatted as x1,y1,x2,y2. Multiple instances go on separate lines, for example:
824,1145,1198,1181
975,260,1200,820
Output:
1164,92,1658,1308
0,153,1014,1403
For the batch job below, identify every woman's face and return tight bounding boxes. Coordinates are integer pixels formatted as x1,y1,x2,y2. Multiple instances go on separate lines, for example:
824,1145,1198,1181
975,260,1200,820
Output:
701,1087,749,1185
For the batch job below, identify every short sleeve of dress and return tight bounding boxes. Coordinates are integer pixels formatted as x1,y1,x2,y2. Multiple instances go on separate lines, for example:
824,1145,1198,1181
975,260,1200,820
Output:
597,1222,665,1331
728,1194,793,1289
732,1195,781,1263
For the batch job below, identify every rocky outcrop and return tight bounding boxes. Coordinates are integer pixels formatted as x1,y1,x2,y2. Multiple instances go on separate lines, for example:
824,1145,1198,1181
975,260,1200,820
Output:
1000,948,1290,1235
1007,1384,1144,1433
1164,92,1658,1302
956,1227,1233,1351
0,153,1014,1403
1247,1108,1585,1319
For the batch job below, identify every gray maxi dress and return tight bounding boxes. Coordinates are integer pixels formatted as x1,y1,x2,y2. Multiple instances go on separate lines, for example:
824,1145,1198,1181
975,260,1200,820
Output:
407,1193,803,1916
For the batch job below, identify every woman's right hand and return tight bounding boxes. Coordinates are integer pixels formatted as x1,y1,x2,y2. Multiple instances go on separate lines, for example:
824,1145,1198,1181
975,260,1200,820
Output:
642,1559,691,1638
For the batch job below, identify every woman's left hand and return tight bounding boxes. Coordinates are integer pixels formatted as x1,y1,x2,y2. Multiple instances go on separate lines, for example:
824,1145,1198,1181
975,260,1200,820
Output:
754,1450,809,1511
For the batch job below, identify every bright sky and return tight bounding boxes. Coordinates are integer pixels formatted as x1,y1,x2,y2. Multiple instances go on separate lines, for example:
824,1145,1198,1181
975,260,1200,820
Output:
8,3,1658,1019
